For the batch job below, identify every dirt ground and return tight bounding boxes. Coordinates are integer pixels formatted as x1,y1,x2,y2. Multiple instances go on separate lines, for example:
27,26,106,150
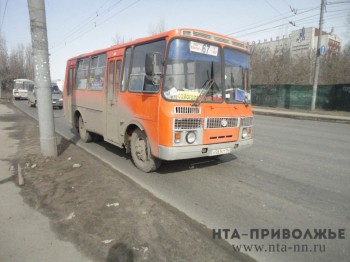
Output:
4,102,255,262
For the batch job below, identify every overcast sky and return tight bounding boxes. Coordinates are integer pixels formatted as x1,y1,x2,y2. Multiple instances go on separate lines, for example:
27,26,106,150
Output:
1,0,349,80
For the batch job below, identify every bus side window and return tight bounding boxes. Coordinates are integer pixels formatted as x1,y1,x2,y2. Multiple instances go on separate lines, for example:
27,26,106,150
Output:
76,58,90,89
108,61,115,98
67,68,74,95
121,48,132,92
116,60,122,98
128,40,165,93
89,54,106,90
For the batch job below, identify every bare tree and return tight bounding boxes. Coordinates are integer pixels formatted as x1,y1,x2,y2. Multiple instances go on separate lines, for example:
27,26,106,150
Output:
148,18,166,36
112,19,167,46
8,44,27,79
0,34,9,88
0,35,34,89
24,44,34,79
290,54,314,85
346,11,350,41
251,45,349,86
250,45,292,85
112,33,125,45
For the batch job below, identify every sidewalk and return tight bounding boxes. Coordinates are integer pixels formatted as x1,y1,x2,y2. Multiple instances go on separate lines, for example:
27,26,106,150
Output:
0,103,92,262
253,106,350,124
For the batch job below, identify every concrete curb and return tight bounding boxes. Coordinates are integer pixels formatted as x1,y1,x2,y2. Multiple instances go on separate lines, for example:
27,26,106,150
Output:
253,109,350,124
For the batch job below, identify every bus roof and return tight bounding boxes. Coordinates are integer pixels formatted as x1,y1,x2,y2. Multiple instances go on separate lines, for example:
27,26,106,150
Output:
68,28,249,61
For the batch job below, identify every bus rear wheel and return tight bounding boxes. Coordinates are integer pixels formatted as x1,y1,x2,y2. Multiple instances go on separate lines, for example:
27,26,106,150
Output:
130,129,161,172
78,116,93,142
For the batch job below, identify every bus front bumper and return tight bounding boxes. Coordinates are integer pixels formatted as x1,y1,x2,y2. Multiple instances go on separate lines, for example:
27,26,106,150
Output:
158,139,253,161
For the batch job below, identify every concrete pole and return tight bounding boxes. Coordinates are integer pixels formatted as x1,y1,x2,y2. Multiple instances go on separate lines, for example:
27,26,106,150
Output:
27,0,57,157
311,0,325,111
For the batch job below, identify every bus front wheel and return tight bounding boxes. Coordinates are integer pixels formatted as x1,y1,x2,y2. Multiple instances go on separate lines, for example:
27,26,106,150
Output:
78,116,93,143
130,129,161,172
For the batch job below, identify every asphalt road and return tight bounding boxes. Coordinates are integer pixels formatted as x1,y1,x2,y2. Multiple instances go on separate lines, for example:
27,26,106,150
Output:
14,100,350,262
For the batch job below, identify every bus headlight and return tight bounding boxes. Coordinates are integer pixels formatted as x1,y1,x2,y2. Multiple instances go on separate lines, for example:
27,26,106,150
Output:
241,128,248,139
186,131,196,144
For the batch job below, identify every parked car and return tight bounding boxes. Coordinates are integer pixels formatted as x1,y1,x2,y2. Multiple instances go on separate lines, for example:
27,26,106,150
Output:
28,84,63,109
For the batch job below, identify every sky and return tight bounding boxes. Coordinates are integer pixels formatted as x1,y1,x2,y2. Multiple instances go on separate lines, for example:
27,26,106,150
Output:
1,0,349,80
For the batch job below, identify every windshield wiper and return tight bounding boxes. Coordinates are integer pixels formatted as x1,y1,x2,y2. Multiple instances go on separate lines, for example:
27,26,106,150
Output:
192,79,215,106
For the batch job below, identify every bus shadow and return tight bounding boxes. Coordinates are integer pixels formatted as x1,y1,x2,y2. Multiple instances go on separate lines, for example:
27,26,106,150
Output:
94,139,131,160
63,130,238,173
156,154,238,174
57,128,81,156
57,137,72,156
68,128,81,144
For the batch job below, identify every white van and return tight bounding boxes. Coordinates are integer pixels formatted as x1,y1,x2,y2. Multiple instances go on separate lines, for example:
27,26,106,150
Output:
13,79,34,100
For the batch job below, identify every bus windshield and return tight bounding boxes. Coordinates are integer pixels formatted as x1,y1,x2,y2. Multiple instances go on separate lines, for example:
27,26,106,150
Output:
14,80,34,91
224,47,250,104
163,39,223,103
14,82,22,90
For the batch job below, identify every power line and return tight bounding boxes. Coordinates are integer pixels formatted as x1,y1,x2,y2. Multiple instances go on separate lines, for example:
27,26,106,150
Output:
51,0,124,50
95,0,141,28
325,9,350,13
327,1,350,4
227,6,319,36
227,1,347,40
50,0,141,54
234,9,344,39
235,11,347,40
70,0,141,42
263,0,295,25
0,0,9,32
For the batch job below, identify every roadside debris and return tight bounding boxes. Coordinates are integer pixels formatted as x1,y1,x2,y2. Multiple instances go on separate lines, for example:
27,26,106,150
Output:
133,246,149,260
17,164,24,186
106,203,119,207
67,157,72,161
31,164,37,169
101,239,114,244
66,212,75,220
72,163,81,168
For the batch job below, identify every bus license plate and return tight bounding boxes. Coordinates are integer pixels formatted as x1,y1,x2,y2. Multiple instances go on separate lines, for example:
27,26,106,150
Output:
210,148,231,156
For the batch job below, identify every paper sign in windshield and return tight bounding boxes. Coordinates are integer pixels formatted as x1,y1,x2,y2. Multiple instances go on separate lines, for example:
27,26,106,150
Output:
189,41,218,56
235,88,246,102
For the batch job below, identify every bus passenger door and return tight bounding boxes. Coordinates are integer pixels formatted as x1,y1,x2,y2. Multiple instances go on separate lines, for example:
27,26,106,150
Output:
106,57,122,144
65,66,75,124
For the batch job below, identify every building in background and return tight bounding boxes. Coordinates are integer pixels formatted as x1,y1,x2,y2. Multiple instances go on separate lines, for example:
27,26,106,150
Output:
249,27,342,57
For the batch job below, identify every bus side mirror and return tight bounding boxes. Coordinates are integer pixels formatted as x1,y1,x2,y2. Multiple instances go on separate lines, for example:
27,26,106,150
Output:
145,52,163,86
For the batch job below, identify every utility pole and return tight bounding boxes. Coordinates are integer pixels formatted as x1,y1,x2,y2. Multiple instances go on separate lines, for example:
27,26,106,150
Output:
311,0,326,111
27,0,57,157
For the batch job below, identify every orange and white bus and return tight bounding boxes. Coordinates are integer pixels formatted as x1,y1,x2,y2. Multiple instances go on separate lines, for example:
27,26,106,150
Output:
63,29,253,172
